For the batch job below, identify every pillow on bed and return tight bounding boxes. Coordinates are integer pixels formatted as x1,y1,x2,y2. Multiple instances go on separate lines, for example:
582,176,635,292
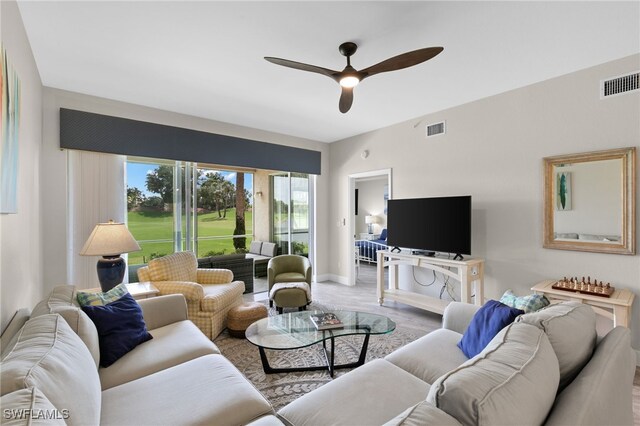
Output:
379,228,387,241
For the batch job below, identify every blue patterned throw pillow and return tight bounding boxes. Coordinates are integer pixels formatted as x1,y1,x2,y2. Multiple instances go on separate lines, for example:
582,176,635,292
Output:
82,292,153,367
500,289,550,313
458,300,524,358
77,283,129,307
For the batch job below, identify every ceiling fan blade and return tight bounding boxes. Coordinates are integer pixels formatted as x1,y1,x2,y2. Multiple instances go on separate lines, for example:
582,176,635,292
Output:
360,47,444,79
265,57,339,81
339,87,354,113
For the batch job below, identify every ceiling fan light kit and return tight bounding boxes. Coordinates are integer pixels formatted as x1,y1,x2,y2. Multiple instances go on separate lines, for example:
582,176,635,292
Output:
265,42,443,113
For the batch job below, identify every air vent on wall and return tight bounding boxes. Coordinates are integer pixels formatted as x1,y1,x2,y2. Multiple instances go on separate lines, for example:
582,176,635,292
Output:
426,121,446,137
600,71,639,99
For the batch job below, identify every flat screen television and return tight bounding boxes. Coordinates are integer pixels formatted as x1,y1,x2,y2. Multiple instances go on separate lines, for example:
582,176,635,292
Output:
387,196,471,259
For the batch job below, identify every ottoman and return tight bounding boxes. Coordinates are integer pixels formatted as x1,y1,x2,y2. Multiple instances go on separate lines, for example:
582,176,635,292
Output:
227,302,268,338
269,282,312,314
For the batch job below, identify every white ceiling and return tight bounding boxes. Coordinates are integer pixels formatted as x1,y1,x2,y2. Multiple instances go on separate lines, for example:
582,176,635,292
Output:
17,1,640,143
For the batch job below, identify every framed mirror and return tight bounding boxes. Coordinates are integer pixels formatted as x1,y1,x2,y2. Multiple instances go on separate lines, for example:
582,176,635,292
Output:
543,147,636,255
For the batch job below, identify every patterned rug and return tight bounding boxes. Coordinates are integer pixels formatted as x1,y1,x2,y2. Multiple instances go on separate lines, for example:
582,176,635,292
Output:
214,301,419,411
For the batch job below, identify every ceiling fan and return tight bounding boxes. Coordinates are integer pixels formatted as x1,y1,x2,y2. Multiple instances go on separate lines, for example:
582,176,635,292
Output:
265,42,443,113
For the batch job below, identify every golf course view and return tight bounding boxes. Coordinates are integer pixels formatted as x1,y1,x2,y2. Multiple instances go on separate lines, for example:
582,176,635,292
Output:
127,208,253,265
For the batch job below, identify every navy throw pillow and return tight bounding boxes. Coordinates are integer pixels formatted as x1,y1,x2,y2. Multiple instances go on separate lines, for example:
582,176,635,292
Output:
82,292,153,367
457,300,523,358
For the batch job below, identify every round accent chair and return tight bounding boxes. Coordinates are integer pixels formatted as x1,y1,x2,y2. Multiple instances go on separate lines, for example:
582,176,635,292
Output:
267,255,312,313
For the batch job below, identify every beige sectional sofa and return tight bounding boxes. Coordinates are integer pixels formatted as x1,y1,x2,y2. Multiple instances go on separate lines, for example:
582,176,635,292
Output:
278,301,636,426
0,286,279,425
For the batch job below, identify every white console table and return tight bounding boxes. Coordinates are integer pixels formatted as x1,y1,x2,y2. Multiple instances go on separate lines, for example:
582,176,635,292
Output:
377,251,485,315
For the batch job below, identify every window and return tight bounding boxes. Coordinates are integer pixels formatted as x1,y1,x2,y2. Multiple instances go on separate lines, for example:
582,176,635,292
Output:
195,166,253,257
126,158,254,264
271,172,310,256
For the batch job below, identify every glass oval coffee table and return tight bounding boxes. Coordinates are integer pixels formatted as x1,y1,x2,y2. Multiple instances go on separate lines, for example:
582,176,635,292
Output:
245,310,395,377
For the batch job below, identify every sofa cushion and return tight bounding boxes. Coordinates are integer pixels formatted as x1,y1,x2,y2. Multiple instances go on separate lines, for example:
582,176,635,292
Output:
383,401,462,426
0,388,66,425
544,327,635,426
76,283,128,306
385,328,469,385
246,415,287,425
249,241,263,255
201,282,245,312
278,359,430,426
261,242,277,257
99,320,220,390
516,301,596,389
457,300,523,358
0,314,102,426
101,354,273,426
30,286,100,368
499,289,550,313
427,322,559,426
82,293,153,368
148,251,197,282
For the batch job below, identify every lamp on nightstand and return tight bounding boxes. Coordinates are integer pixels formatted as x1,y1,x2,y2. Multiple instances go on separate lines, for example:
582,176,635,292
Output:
80,220,141,292
365,215,377,234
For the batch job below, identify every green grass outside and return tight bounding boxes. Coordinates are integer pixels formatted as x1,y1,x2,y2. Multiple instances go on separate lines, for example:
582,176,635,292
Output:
127,209,253,265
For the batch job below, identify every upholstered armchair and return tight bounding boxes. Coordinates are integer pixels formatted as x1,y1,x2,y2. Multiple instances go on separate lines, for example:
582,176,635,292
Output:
137,251,244,339
267,255,312,310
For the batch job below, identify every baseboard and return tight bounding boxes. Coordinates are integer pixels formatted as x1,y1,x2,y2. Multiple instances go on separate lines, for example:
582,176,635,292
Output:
315,274,331,283
319,274,349,285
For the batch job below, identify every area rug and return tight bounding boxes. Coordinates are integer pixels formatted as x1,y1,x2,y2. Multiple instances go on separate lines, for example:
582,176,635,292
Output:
214,301,419,411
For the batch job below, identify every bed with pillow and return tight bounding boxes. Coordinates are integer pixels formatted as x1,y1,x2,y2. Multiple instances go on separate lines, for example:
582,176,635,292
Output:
355,228,390,263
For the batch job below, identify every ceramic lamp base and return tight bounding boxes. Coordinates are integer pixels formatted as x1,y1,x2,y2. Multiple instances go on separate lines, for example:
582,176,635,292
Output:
97,256,126,292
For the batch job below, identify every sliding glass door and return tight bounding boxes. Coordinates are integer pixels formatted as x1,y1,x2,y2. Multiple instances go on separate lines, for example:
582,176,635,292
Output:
271,173,311,257
126,158,253,264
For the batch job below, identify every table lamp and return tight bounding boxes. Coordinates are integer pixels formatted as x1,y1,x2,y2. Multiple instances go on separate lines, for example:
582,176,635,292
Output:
365,215,377,234
80,220,141,292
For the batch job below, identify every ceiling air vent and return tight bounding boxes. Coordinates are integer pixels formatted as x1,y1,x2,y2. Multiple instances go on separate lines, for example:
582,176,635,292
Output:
426,121,446,138
600,71,639,99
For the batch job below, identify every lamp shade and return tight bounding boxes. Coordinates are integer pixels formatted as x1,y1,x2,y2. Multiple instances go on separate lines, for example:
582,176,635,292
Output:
80,221,141,256
365,215,377,225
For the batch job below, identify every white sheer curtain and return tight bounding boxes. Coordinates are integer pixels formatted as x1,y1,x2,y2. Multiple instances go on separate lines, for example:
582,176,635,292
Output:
67,150,126,289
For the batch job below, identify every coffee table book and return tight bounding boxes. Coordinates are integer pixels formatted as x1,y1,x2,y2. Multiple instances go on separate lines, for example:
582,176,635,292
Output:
309,313,343,330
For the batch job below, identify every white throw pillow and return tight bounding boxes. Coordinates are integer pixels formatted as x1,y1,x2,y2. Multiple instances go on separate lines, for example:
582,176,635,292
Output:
517,301,596,389
0,314,102,426
427,322,559,425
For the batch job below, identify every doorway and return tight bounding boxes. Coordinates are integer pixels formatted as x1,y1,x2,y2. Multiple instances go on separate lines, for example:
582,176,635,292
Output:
347,169,392,286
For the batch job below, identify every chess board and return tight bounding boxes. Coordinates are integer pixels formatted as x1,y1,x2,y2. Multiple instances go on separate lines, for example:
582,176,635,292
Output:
551,278,614,298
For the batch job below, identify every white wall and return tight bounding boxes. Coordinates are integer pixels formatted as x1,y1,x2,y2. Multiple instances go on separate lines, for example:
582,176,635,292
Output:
355,178,387,235
0,0,43,332
328,54,640,352
40,88,330,293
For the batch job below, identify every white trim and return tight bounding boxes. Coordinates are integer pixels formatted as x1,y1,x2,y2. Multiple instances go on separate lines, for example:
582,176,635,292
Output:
317,274,349,285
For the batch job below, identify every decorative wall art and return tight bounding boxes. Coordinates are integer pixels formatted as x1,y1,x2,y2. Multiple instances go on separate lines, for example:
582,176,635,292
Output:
556,171,571,211
1,45,21,214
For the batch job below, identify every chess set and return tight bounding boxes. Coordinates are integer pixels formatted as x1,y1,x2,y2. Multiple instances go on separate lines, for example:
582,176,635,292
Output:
552,276,615,298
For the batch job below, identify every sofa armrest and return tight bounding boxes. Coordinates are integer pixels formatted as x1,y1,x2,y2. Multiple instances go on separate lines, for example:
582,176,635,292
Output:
197,268,234,284
137,294,188,330
137,266,151,281
153,281,205,301
442,302,481,334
